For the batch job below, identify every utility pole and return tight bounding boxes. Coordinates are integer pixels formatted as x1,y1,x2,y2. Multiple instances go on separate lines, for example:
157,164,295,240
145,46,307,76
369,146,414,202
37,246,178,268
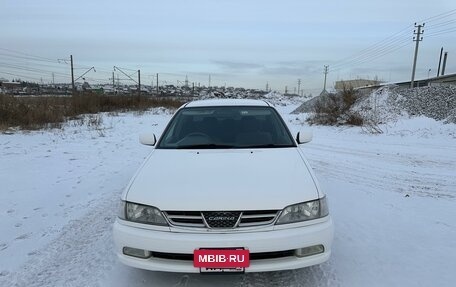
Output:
266,82,269,92
437,47,443,77
113,66,137,95
323,65,329,91
112,71,115,94
441,52,448,76
411,23,425,88
137,69,141,100
70,55,75,96
192,82,195,96
297,79,301,95
156,73,159,95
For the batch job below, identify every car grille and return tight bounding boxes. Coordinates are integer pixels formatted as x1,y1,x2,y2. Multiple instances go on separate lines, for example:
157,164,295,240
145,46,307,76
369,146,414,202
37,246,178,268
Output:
151,250,295,261
202,211,241,228
164,210,279,229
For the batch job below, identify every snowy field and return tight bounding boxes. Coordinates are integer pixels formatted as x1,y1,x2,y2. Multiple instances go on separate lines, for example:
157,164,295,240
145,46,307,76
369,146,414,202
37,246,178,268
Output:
1,102,455,287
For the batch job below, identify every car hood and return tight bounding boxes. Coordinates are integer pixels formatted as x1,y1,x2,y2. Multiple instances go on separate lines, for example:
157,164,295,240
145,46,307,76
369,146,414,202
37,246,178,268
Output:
125,148,319,211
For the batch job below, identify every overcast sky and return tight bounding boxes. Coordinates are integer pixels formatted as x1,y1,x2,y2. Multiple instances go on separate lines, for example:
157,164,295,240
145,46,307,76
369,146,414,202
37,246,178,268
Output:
1,0,455,94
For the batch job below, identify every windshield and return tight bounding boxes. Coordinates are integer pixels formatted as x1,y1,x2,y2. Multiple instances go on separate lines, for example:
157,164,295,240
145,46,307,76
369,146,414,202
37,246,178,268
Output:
157,106,296,149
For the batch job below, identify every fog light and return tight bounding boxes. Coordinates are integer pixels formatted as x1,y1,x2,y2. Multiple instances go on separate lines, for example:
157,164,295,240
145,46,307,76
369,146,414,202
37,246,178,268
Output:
295,245,325,257
123,247,151,259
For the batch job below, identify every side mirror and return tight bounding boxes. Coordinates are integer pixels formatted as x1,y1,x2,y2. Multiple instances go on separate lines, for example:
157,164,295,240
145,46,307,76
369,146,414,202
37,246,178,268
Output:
139,133,157,146
296,130,312,144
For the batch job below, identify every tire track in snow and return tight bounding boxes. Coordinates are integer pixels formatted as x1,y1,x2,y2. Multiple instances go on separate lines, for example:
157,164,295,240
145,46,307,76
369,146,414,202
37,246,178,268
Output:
0,192,120,287
302,143,456,199
236,262,339,287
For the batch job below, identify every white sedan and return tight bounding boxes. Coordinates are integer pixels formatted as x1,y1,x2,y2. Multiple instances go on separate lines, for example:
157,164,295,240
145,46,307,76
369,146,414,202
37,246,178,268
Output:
113,99,334,273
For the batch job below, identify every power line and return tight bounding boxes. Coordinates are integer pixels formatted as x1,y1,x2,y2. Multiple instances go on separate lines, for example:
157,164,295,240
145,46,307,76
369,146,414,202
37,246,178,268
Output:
426,27,456,37
113,66,138,84
0,71,44,82
328,8,456,76
336,38,411,71
0,62,71,77
332,34,411,68
426,19,456,30
330,39,411,73
330,37,411,71
331,26,412,69
419,9,456,23
0,48,63,64
0,53,66,65
0,59,69,72
114,66,138,72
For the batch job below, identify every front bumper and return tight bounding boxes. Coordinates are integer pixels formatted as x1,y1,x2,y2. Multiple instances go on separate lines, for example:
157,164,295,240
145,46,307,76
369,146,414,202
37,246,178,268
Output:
113,216,334,273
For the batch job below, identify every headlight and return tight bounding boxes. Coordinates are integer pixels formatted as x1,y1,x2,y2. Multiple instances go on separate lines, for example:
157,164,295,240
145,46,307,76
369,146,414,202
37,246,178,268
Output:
276,197,329,225
118,200,127,219
119,201,168,226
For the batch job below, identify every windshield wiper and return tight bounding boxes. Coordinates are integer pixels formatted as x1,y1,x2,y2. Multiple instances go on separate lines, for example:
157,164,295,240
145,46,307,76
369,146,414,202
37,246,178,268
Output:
176,144,235,149
238,144,295,148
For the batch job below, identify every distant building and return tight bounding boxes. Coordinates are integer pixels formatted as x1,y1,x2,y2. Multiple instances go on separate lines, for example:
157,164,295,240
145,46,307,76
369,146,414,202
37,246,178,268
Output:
0,81,23,93
394,73,456,88
355,72,456,93
335,79,383,90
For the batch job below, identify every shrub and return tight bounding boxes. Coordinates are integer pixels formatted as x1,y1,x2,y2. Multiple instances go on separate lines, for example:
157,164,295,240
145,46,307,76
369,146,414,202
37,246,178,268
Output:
307,87,363,126
0,92,184,130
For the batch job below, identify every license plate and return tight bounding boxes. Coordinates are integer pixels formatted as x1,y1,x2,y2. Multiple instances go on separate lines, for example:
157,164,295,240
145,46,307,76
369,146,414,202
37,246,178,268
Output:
200,267,245,273
194,248,250,273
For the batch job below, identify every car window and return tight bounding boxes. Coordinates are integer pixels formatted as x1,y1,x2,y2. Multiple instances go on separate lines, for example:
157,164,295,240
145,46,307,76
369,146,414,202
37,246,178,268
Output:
157,106,296,149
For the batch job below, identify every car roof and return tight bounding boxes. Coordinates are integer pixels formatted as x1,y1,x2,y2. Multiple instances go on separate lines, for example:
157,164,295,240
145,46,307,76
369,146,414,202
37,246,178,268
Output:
184,99,271,108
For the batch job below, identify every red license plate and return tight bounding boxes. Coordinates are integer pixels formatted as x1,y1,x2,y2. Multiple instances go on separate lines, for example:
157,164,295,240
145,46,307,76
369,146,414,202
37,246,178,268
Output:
194,249,250,268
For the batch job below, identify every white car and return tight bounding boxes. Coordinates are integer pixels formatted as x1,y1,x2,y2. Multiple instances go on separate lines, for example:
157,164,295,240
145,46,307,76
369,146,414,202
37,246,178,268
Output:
113,99,334,273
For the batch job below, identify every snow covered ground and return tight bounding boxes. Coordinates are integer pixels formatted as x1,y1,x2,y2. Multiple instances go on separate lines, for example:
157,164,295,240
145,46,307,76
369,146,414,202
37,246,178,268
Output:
1,103,455,286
